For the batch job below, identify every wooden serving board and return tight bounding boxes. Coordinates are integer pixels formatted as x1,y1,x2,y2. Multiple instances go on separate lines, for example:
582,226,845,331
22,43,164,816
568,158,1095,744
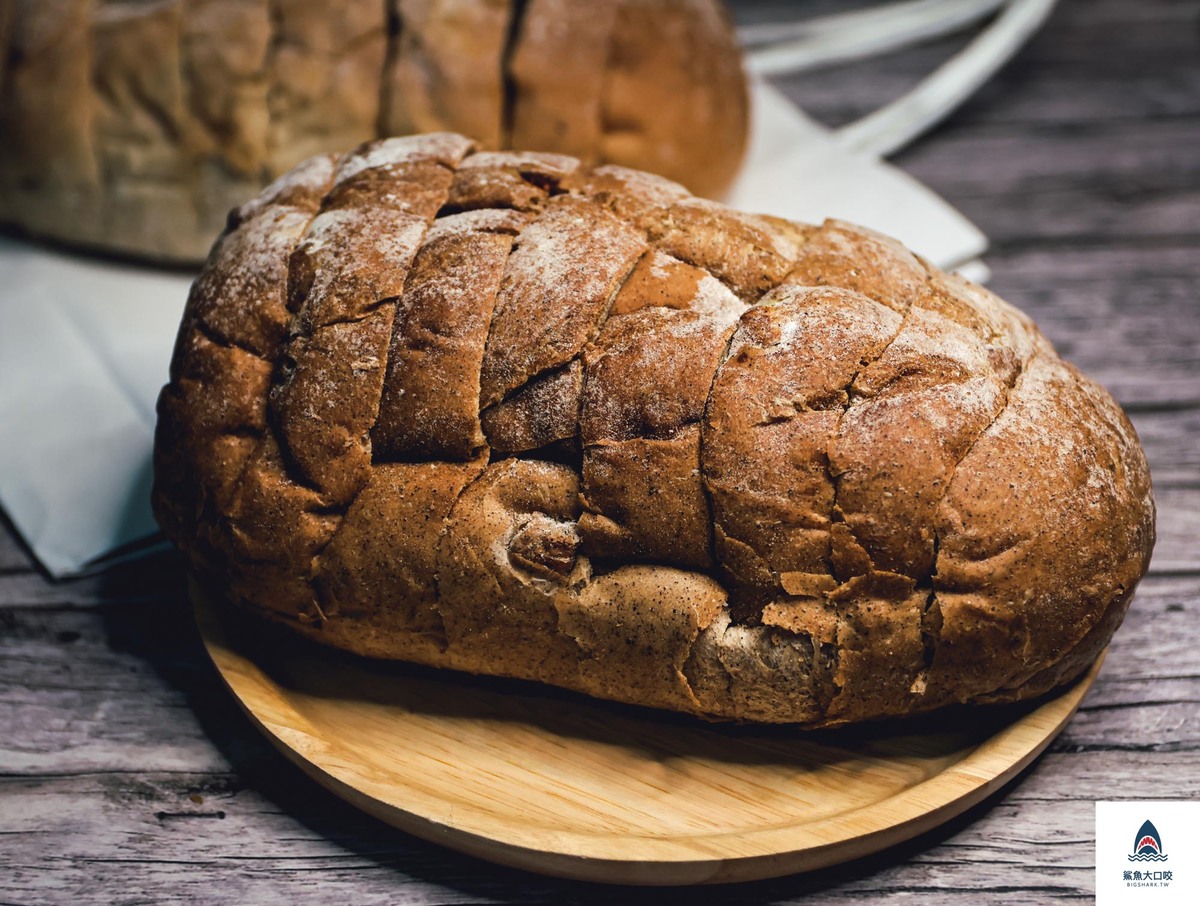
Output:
193,588,1103,885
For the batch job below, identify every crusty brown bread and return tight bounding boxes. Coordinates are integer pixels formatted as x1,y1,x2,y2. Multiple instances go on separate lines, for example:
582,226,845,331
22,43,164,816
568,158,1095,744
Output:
0,0,746,263
153,133,1156,726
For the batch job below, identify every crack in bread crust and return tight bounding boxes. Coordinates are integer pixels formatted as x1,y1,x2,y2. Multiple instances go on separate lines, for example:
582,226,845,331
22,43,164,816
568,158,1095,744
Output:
153,145,337,621
155,134,1156,725
915,321,1030,699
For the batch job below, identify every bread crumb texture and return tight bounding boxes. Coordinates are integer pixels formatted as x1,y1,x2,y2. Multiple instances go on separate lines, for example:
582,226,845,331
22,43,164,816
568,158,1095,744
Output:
0,0,747,261
153,134,1156,725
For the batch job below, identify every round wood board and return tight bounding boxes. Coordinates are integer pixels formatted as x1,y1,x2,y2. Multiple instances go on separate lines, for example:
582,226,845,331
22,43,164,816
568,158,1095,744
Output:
193,588,1103,885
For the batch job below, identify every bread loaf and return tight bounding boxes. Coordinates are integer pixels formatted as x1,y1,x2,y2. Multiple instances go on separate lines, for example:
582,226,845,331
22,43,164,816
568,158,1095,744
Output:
153,133,1155,725
0,0,746,263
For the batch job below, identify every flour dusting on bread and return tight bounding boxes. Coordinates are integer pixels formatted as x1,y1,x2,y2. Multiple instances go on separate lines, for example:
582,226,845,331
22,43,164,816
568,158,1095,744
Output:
154,135,1155,725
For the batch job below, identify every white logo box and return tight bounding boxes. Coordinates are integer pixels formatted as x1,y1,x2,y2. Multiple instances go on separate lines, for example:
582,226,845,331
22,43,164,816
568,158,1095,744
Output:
1097,801,1200,905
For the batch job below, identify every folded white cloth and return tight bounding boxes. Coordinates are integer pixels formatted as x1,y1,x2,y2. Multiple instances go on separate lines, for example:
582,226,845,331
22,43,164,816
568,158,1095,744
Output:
0,81,988,576
732,81,988,280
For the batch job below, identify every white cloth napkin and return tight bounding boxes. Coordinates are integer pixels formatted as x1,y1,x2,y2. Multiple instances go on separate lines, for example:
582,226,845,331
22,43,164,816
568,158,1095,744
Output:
732,81,989,281
0,81,988,577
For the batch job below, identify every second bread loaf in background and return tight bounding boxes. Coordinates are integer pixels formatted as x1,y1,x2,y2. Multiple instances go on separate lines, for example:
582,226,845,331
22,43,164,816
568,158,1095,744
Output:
0,0,747,262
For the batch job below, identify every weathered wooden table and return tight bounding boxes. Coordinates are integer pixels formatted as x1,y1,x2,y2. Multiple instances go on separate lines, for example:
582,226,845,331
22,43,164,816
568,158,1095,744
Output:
2,1,1197,901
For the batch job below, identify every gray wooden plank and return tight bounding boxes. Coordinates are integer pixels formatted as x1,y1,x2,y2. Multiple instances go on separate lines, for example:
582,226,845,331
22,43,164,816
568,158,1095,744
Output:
0,771,488,906
902,119,1200,208
1,750,1196,904
760,11,1200,247
730,0,1200,30
935,181,1200,249
0,572,239,777
780,32,1200,134
1128,406,1200,489
1088,575,1199,682
1144,486,1200,574
759,0,1200,130
984,244,1200,407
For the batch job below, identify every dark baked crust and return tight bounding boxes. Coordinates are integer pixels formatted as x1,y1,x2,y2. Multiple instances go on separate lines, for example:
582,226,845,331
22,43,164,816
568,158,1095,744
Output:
0,0,747,262
154,134,1156,725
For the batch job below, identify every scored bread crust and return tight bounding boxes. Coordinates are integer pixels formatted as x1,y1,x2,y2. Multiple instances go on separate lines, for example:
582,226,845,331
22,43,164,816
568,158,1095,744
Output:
0,0,747,263
153,133,1156,726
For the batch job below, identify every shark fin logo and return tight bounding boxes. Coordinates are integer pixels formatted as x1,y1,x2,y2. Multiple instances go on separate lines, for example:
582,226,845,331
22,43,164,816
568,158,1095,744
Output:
1129,819,1169,862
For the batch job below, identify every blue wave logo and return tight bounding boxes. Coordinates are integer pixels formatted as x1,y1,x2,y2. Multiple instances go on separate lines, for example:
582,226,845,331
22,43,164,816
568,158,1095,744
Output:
1129,819,1169,862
